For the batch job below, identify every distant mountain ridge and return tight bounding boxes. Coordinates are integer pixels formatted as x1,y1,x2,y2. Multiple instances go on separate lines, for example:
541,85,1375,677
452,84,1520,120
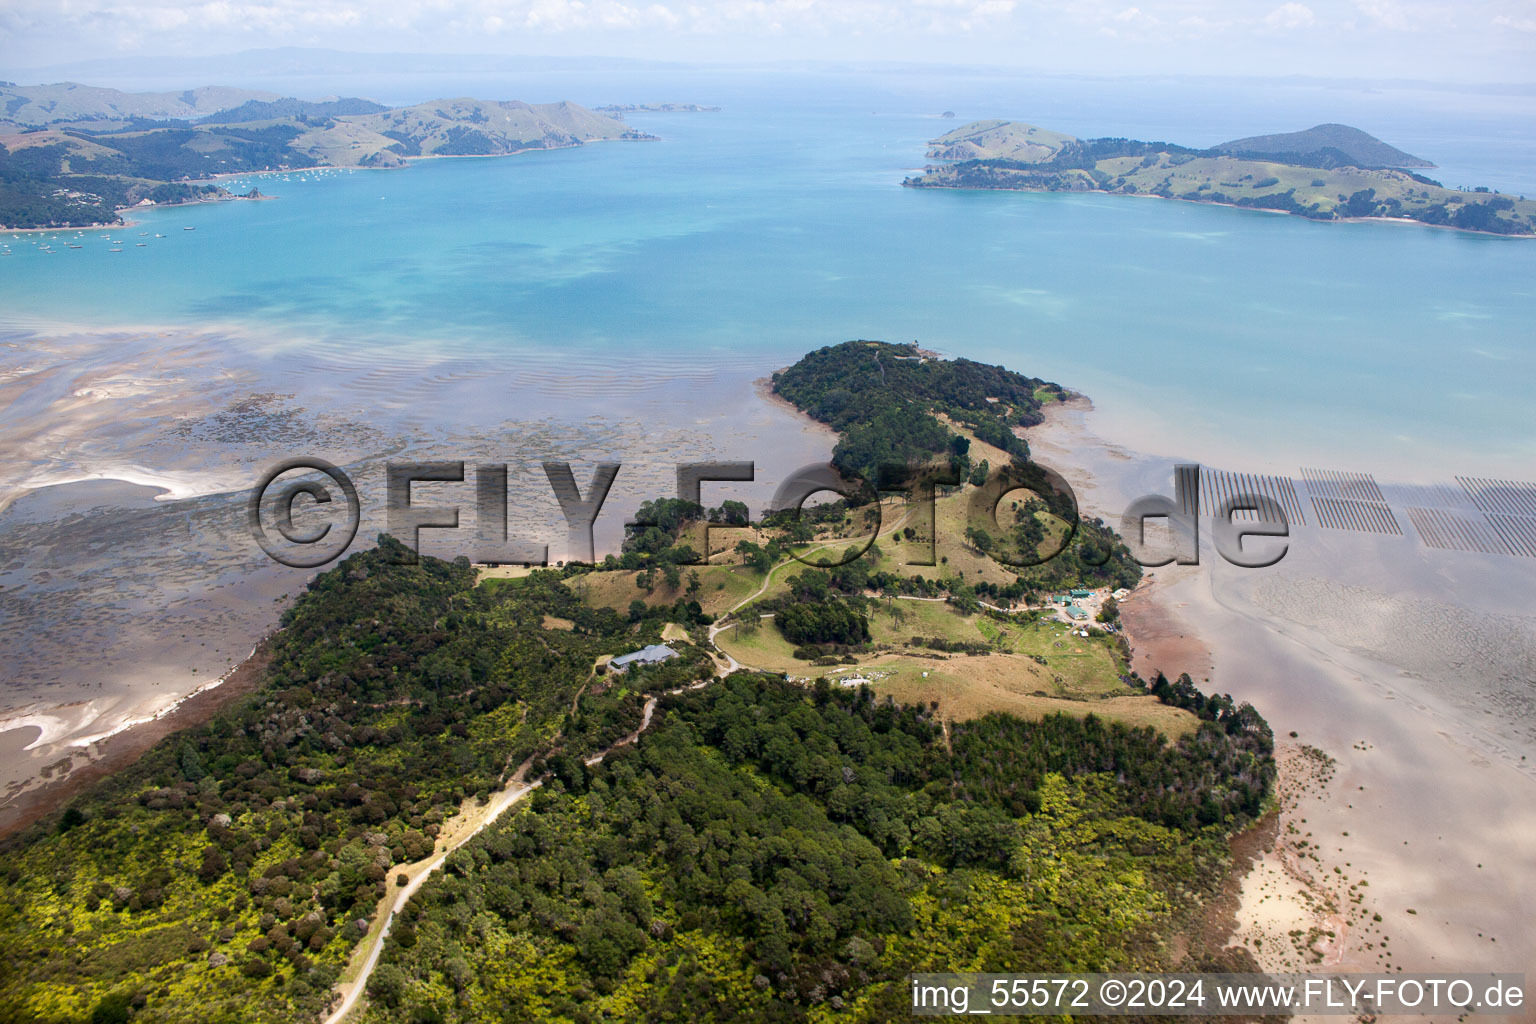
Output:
1214,123,1433,168
0,82,278,127
195,96,389,125
328,98,637,165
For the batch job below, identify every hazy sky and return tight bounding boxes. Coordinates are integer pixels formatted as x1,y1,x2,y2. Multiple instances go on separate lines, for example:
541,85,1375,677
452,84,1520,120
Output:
3,0,1534,81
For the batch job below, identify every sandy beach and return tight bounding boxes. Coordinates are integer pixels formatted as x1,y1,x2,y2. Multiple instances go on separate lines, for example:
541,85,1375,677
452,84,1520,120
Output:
1026,399,1536,1018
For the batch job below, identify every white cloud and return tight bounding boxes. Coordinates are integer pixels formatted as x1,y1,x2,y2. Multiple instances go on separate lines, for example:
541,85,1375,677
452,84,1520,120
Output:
1177,14,1222,32
1090,3,1159,36
0,0,1530,80
1351,0,1459,31
0,0,1030,46
1264,2,1315,29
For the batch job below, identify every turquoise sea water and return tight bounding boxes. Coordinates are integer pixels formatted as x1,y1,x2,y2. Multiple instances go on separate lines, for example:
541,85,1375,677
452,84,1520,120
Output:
2,69,1533,479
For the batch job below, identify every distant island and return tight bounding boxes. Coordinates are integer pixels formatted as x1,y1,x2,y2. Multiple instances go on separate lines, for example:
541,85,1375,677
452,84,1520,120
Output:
0,83,654,229
594,102,720,115
906,119,1536,236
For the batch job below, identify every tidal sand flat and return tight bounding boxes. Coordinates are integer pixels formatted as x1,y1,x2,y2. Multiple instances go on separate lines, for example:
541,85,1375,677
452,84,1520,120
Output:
1025,401,1536,989
0,324,837,812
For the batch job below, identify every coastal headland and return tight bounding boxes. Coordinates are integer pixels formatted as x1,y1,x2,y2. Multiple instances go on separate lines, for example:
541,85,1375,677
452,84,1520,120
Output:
0,341,1283,1021
0,84,653,230
1,340,1532,1018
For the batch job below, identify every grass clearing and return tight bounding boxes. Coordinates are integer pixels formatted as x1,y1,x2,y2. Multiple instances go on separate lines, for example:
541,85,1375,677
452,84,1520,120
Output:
569,562,763,617
713,618,803,674
868,598,985,646
829,655,1198,738
868,490,1021,589
724,589,1127,701
984,616,1126,696
714,585,1165,729
477,565,542,580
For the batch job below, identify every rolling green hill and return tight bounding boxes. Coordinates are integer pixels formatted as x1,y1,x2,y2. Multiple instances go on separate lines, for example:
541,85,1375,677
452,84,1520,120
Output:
924,119,1078,163
1215,122,1433,168
195,97,389,125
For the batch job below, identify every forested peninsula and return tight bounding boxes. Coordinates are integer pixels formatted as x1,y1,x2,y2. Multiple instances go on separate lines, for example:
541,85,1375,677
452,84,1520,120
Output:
0,343,1278,1023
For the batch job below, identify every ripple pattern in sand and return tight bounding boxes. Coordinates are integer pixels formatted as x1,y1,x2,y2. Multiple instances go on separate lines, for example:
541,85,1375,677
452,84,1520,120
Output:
1250,574,1536,749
